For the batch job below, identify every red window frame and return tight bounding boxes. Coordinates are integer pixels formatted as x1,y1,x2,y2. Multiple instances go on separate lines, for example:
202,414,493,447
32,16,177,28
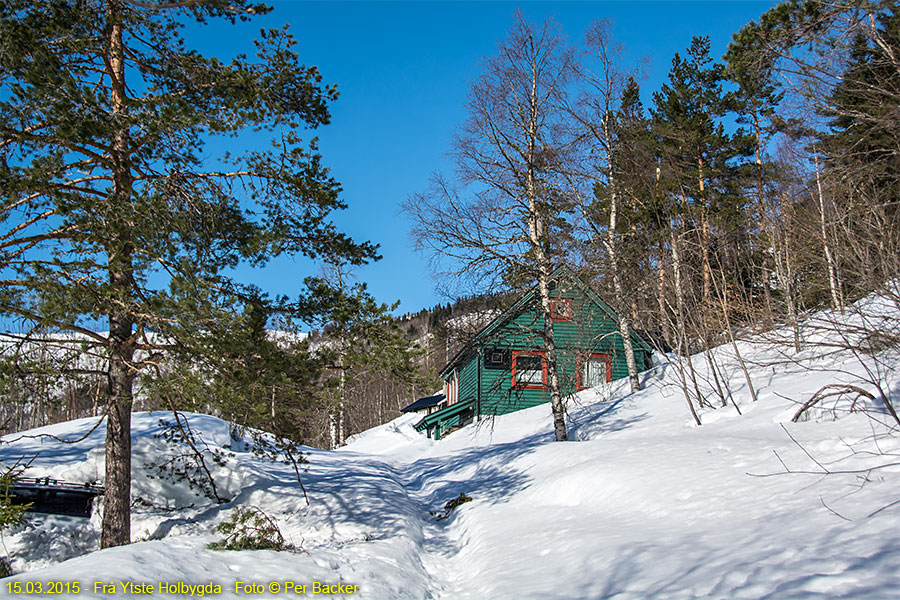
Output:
511,350,548,390
576,352,612,390
550,298,574,321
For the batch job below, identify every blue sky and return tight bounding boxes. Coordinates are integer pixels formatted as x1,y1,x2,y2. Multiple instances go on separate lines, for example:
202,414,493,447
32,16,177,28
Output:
195,1,778,316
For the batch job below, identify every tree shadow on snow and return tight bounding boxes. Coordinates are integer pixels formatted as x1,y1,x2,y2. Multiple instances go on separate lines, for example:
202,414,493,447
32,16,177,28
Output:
567,395,650,441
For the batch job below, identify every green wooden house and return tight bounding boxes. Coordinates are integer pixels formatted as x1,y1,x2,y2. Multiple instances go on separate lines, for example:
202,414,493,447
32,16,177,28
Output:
415,266,654,440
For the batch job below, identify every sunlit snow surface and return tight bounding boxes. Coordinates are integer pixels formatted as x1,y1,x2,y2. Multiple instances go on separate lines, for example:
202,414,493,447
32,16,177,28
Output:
2,298,900,599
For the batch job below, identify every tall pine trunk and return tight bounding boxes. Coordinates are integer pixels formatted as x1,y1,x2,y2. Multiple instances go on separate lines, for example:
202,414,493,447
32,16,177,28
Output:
102,308,134,548
101,1,135,549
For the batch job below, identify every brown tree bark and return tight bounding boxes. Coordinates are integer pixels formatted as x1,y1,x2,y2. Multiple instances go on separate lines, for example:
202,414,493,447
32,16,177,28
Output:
101,0,136,549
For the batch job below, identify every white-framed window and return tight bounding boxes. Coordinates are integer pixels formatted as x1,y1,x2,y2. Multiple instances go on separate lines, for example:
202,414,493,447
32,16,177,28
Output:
512,350,547,389
578,353,611,390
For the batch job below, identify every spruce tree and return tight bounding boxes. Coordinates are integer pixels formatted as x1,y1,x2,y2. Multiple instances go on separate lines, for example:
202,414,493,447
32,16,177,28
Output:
308,265,427,448
0,0,376,548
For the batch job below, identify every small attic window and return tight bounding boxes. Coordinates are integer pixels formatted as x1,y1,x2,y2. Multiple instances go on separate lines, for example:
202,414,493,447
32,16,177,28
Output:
550,298,573,321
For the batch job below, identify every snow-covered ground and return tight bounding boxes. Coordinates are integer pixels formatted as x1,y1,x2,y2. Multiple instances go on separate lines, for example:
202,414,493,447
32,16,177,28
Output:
1,298,899,599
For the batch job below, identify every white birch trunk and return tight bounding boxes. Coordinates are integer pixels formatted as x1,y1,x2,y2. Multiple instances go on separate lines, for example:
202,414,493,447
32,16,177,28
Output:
814,152,843,312
601,113,641,393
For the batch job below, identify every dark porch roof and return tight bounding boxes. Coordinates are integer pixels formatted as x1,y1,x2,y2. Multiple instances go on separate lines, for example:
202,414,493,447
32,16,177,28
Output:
400,393,445,413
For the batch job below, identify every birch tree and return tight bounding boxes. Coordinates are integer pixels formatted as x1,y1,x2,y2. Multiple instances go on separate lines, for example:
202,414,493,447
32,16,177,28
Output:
570,20,644,393
406,12,578,441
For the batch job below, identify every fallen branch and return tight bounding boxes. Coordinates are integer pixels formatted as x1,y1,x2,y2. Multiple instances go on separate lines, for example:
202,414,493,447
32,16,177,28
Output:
792,384,874,422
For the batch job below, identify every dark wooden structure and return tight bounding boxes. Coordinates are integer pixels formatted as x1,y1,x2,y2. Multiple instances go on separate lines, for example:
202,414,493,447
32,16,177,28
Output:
9,477,104,518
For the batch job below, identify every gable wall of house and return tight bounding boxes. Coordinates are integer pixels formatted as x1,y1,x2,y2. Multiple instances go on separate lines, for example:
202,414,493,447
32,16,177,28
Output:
455,354,480,412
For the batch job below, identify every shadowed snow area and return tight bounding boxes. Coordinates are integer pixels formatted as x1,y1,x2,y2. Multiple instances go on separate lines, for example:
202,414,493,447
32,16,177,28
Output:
2,297,900,598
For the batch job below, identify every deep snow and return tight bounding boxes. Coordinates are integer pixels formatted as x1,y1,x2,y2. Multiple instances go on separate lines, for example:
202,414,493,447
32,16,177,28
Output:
1,299,899,599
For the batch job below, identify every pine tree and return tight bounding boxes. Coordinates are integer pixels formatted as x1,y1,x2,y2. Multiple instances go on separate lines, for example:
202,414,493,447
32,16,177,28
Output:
148,291,327,444
649,36,751,424
608,78,670,344
0,0,376,548
308,263,427,449
725,28,786,325
652,37,742,313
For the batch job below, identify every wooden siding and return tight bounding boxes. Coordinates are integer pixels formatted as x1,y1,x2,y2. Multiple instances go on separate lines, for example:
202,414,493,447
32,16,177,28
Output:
449,283,651,419
418,398,475,440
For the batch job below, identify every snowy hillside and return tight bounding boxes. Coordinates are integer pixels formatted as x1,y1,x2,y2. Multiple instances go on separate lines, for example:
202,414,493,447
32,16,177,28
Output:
1,298,899,598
